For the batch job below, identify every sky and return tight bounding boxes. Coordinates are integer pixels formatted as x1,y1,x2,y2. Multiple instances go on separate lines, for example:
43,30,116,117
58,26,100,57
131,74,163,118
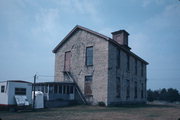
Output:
0,0,180,91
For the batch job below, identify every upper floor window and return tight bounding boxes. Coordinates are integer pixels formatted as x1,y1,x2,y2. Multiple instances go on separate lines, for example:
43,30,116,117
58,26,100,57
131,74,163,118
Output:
86,46,93,66
117,49,121,68
141,62,144,77
126,54,130,71
135,59,137,75
1,85,5,93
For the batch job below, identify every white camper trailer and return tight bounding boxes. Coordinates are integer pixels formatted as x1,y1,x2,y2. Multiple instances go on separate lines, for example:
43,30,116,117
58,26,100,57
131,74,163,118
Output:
0,80,32,108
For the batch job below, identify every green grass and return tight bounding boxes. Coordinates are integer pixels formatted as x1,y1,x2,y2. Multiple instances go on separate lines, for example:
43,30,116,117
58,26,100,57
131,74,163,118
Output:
0,104,180,120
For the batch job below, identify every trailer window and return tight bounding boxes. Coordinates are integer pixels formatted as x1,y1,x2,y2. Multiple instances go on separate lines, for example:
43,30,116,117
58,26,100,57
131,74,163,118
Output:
15,88,26,95
1,86,5,93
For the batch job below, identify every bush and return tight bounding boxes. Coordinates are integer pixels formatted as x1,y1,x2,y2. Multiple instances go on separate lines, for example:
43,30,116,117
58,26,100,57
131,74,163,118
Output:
98,102,106,107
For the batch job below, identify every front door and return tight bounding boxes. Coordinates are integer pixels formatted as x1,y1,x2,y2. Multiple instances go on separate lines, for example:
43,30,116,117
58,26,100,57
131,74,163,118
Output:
64,51,71,71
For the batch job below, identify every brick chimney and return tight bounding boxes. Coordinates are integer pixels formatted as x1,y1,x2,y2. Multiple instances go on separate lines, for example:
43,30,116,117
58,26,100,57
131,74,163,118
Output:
111,30,131,50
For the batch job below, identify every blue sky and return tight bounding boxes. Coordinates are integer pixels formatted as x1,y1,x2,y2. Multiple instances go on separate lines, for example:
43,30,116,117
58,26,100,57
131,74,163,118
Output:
0,0,180,90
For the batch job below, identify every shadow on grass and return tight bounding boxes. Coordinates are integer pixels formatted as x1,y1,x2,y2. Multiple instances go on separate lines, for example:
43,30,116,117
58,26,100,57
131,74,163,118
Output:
109,103,175,108
0,104,178,114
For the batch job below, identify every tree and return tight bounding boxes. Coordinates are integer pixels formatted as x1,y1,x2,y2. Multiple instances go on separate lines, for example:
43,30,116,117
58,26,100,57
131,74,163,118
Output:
166,88,180,102
159,88,167,101
147,88,180,102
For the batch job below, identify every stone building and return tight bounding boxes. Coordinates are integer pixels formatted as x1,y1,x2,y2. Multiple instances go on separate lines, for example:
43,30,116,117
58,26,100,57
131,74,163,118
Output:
53,25,148,106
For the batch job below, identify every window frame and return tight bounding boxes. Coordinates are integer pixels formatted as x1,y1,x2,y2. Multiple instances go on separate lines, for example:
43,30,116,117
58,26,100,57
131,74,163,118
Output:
85,75,93,82
85,46,93,66
141,62,144,77
117,49,121,68
141,83,144,98
1,85,5,93
135,59,137,75
84,75,93,96
15,88,26,95
126,80,130,99
126,53,130,72
134,81,137,99
116,77,121,98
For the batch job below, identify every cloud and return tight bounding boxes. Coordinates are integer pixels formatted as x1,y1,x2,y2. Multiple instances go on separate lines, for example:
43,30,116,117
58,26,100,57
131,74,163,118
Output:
54,0,101,23
142,0,165,7
145,3,180,31
33,8,60,36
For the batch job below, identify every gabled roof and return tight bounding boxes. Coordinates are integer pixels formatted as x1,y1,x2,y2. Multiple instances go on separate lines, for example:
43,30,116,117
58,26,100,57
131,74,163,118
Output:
53,25,148,64
53,25,110,53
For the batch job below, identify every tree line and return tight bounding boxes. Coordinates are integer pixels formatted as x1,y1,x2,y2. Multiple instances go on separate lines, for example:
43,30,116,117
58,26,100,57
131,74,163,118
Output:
147,88,180,102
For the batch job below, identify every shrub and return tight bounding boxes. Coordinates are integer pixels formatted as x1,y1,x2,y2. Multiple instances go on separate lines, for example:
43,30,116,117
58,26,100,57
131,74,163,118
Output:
98,102,106,107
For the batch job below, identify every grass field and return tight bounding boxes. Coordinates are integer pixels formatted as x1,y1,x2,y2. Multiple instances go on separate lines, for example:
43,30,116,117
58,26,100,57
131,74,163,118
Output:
0,104,180,120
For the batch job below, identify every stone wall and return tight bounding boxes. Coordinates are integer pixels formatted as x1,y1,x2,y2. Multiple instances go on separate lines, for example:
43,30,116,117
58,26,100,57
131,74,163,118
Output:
54,29,109,105
107,42,147,105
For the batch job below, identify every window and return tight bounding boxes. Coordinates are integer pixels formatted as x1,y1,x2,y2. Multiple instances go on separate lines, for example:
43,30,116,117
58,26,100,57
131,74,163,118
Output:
59,85,62,94
117,49,121,68
85,76,92,81
45,85,48,93
141,83,144,98
84,76,93,96
63,85,66,94
70,86,74,94
64,51,71,71
116,77,121,98
15,88,26,95
1,86,5,93
135,59,137,75
67,86,70,94
86,46,93,66
141,62,144,77
41,86,44,93
134,81,137,99
126,80,130,99
54,85,58,94
126,54,130,71
49,85,54,93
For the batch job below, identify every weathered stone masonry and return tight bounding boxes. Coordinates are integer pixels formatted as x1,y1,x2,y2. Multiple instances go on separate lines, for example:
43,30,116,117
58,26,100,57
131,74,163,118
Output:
53,25,148,106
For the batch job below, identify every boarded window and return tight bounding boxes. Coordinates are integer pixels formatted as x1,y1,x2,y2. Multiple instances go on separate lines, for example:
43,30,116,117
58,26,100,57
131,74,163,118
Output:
116,77,121,98
126,80,130,99
86,47,93,66
15,88,26,95
117,49,121,68
1,86,5,93
134,81,137,99
64,51,71,71
84,76,92,96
